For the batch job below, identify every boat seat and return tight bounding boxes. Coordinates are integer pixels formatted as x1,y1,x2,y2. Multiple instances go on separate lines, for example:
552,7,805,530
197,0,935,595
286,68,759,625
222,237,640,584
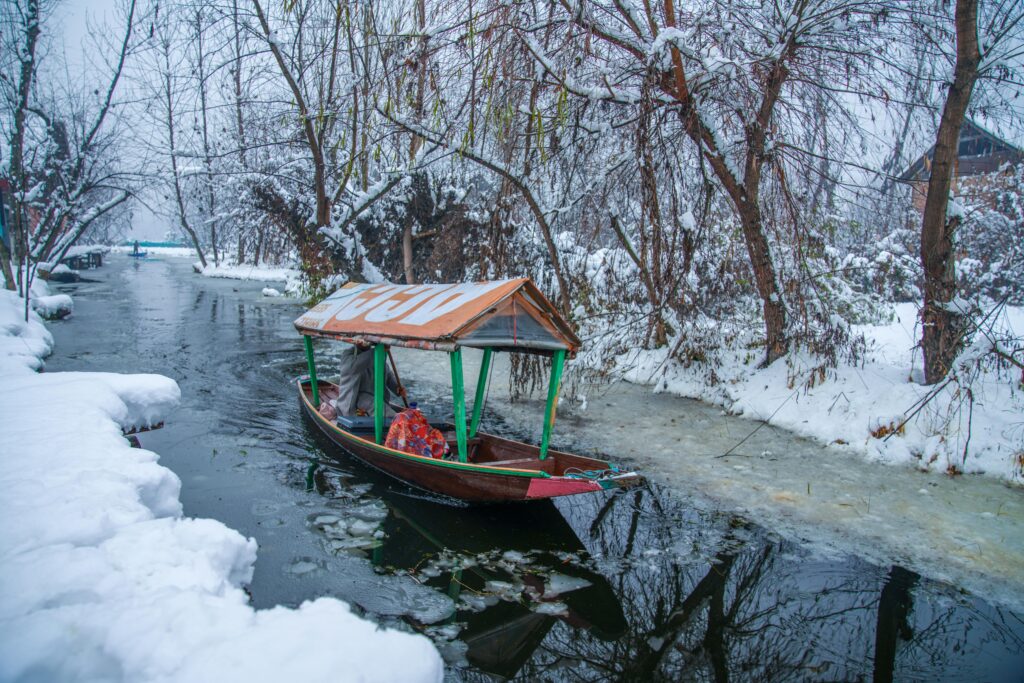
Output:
336,414,449,432
482,457,543,468
336,414,377,431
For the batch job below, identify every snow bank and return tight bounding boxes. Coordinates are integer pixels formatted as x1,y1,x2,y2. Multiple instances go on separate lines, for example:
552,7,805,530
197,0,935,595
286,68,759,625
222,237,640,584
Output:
0,290,443,682
0,289,54,372
607,302,1024,482
31,293,73,320
197,262,304,297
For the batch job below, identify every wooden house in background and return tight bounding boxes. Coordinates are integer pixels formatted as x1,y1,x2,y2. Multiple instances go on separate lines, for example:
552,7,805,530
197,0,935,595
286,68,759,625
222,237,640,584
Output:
900,120,1023,215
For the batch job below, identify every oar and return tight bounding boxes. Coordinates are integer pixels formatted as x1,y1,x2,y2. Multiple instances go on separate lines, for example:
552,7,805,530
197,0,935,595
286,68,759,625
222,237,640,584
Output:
386,347,410,408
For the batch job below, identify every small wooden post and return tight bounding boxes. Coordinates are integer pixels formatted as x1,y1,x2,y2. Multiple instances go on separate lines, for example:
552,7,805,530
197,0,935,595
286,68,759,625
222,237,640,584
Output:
303,335,320,408
450,349,468,463
539,349,566,460
374,343,386,444
469,347,492,438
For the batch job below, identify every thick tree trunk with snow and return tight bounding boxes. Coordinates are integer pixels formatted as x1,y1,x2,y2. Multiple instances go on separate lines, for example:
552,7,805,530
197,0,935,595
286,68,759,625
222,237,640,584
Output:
738,202,788,364
920,0,980,385
660,0,790,365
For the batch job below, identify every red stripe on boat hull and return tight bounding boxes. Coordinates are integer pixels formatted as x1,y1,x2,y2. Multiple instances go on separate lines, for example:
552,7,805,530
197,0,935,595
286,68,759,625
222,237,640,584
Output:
525,477,603,499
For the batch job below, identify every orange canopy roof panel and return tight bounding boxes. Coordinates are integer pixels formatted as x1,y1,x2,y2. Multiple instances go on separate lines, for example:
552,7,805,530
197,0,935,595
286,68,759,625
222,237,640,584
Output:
295,279,580,355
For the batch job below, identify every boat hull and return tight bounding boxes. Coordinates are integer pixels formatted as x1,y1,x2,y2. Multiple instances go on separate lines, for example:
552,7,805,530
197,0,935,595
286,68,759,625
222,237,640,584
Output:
297,379,641,503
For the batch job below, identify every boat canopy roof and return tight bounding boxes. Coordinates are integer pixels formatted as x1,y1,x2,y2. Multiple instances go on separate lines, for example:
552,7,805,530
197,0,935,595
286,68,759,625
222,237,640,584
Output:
295,279,580,356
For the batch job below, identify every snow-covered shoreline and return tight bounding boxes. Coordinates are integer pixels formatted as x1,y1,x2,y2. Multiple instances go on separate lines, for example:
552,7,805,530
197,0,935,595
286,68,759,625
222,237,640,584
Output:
195,261,301,287
0,284,443,682
596,302,1023,483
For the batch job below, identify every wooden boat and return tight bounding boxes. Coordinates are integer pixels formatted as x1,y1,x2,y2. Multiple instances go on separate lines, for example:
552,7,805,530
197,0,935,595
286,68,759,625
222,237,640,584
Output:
295,279,642,503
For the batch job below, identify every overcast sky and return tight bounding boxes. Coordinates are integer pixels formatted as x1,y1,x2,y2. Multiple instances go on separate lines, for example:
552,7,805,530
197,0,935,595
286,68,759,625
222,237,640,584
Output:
55,0,167,241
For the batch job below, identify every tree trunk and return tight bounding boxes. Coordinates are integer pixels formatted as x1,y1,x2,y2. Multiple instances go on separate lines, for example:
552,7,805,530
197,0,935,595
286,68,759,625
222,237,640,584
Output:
0,238,16,291
402,221,416,284
10,0,40,299
658,0,790,365
161,37,207,268
739,203,788,364
194,9,219,266
920,0,980,384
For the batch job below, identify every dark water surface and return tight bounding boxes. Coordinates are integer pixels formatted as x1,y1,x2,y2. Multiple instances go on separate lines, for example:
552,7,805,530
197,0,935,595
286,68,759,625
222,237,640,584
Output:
48,256,1024,682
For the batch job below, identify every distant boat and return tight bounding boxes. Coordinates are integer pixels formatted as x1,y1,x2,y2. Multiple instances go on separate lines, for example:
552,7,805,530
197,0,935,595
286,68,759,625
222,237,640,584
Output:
128,250,147,258
295,279,643,504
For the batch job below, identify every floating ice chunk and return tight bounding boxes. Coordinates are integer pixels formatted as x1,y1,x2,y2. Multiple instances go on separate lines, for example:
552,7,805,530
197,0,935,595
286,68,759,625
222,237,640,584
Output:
286,559,323,575
459,592,499,612
544,573,592,597
484,580,515,593
532,601,569,616
313,515,340,526
262,287,282,297
348,519,380,537
362,583,455,624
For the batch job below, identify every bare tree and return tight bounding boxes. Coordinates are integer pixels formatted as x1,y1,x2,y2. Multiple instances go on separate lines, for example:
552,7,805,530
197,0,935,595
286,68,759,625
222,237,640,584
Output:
917,0,1023,383
1,0,138,318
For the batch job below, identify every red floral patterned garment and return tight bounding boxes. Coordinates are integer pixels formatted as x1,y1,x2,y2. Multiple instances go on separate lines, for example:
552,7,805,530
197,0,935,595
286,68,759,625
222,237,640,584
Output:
385,406,450,459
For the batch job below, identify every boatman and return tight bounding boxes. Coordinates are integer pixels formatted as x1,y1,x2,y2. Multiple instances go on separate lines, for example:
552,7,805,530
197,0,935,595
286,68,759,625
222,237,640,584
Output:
333,344,406,417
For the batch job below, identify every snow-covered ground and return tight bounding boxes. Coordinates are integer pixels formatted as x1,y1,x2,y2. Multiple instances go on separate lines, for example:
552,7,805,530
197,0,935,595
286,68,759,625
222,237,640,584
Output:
0,284,443,682
609,302,1023,483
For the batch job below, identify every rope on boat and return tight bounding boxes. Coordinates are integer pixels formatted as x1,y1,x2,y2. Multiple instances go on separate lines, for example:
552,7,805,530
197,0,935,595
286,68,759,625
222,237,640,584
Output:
564,465,623,480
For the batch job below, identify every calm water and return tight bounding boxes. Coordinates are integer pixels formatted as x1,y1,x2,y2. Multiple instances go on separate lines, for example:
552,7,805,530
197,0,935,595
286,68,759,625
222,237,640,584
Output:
48,256,1024,682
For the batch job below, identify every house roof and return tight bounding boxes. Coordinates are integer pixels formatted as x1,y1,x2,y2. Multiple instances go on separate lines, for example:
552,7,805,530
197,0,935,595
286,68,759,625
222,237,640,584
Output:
899,119,1023,182
295,279,580,356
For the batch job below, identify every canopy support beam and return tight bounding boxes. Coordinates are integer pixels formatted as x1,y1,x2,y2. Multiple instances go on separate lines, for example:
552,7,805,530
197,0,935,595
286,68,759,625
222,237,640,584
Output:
539,349,566,460
469,347,492,438
374,343,386,444
303,335,320,408
450,349,468,463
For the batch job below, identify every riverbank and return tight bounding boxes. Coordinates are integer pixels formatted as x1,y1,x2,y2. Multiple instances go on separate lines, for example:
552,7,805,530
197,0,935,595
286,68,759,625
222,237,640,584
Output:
594,302,1023,483
0,283,443,682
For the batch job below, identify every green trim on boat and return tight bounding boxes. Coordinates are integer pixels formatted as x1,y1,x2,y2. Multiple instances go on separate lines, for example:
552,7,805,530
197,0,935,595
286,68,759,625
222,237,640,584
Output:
470,347,492,438
450,349,468,463
539,348,566,459
303,336,320,408
374,343,386,444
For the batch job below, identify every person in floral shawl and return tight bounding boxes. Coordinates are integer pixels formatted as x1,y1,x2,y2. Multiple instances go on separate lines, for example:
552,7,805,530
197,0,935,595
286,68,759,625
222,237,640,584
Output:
385,402,450,459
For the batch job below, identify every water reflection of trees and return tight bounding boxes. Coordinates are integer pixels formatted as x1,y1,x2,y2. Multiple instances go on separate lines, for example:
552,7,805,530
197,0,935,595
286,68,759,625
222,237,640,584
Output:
487,485,1024,682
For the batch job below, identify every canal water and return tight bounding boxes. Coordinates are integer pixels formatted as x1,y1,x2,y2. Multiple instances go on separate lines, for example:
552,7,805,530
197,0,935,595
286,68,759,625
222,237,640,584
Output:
48,255,1023,681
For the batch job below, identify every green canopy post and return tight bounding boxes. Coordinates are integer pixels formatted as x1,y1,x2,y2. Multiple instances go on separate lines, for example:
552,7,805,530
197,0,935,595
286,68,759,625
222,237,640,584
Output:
303,335,320,408
450,349,468,463
469,347,492,438
374,343,386,444
539,349,566,460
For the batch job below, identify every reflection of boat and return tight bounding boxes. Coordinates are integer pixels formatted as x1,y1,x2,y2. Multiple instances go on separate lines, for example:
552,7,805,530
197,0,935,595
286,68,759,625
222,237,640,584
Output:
295,280,642,503
373,492,629,678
